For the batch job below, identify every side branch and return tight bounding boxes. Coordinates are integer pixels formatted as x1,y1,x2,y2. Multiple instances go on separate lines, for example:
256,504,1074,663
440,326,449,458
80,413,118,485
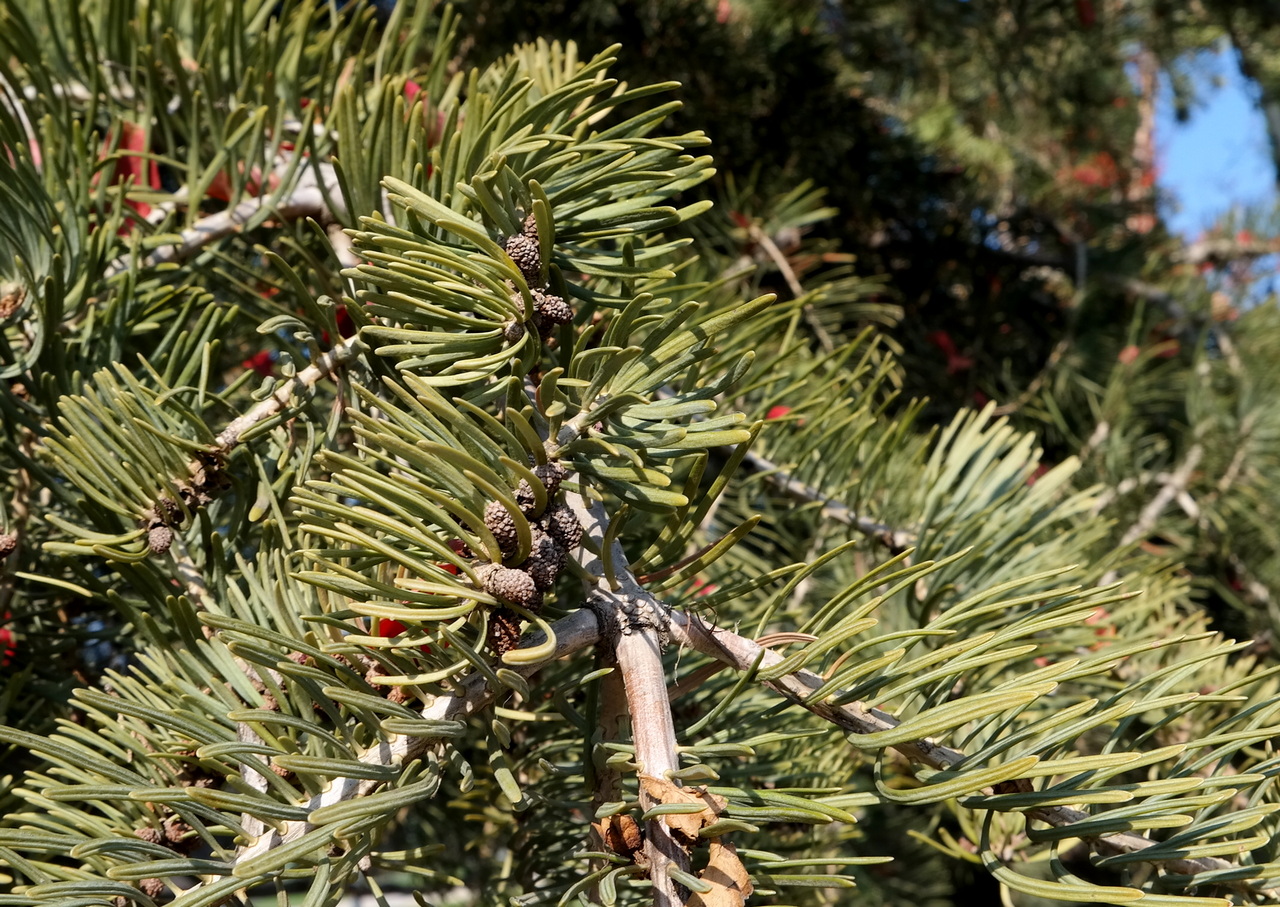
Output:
214,333,365,451
665,608,1250,885
104,159,352,279
570,489,692,907
741,450,915,550
1117,443,1203,548
202,608,600,897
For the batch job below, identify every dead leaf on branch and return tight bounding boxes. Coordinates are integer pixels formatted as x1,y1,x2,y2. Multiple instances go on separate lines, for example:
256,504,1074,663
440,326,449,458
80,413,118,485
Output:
687,839,754,907
593,813,645,861
639,774,729,844
637,775,753,904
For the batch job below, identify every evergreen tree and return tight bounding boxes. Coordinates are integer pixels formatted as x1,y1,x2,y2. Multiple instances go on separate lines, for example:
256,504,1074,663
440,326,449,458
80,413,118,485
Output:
2,2,1280,906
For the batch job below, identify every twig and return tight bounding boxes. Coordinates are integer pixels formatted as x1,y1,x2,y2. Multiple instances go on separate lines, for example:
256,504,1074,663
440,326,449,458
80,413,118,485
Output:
197,607,601,902
664,606,1264,888
1124,50,1157,236
666,633,816,702
103,158,348,279
561,508,1269,893
991,336,1069,416
1178,236,1280,267
568,488,692,906
588,664,629,884
1078,419,1110,462
167,534,217,611
1117,443,1203,548
741,449,914,550
746,222,835,354
214,333,365,451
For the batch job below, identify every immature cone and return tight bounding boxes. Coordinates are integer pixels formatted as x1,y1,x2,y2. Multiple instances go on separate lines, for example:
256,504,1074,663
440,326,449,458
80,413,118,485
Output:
155,496,183,525
524,528,566,591
483,564,542,611
139,878,166,899
543,503,583,551
483,500,520,556
532,288,573,326
533,460,567,499
514,480,539,516
162,816,196,852
148,524,174,555
0,533,15,557
515,461,568,517
503,319,525,343
503,233,542,285
486,607,523,656
133,827,163,846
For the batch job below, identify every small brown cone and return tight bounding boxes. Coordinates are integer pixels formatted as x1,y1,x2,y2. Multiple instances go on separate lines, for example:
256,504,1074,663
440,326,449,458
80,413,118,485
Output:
503,320,525,343
483,500,520,557
532,289,573,325
533,460,567,499
486,607,523,655
139,878,167,899
482,564,542,611
544,503,583,551
503,233,542,285
524,528,566,591
148,524,174,555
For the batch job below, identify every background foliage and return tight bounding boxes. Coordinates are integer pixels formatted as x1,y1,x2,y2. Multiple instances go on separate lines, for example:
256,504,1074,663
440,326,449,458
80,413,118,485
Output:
3,1,1280,905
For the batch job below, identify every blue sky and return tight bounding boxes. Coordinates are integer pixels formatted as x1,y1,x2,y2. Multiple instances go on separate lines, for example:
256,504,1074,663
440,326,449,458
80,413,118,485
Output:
1157,45,1276,238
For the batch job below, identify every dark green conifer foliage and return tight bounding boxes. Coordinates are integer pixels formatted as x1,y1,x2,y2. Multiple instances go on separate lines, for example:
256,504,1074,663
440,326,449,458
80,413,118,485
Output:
2,2,1280,907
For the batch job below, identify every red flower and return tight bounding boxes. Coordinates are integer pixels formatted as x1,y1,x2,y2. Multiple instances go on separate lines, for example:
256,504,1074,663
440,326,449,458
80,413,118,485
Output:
205,164,279,203
925,330,974,374
0,622,14,667
373,617,437,654
1075,0,1097,29
334,307,356,339
370,553,461,652
1063,151,1119,189
97,121,163,232
689,577,718,598
1117,345,1141,365
242,350,275,376
766,405,792,420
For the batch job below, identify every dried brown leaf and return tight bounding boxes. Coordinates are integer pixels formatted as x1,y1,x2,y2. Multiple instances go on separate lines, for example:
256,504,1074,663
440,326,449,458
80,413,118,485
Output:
686,839,754,907
639,775,728,845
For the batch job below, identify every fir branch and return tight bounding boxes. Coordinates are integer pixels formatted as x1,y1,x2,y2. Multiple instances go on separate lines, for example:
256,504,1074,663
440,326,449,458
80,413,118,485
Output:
567,485,1270,896
665,607,1272,892
570,488,693,906
740,449,914,550
1117,443,1204,548
190,607,601,903
746,221,835,354
167,534,216,612
213,333,365,451
103,157,349,280
1178,236,1280,266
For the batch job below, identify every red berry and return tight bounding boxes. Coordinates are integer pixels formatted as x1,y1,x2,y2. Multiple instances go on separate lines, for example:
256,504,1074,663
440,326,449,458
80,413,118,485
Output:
373,617,433,654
